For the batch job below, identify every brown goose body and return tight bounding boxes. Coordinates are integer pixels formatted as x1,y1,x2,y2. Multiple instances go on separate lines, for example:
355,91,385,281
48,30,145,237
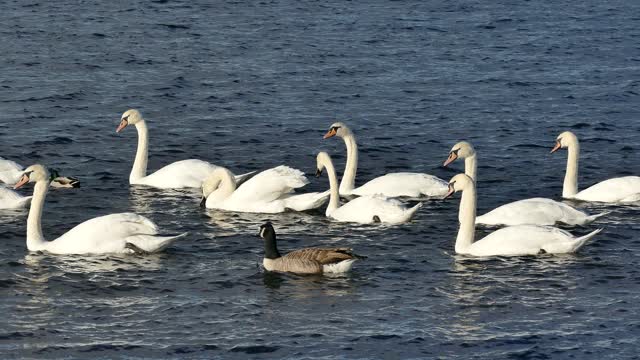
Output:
259,223,363,275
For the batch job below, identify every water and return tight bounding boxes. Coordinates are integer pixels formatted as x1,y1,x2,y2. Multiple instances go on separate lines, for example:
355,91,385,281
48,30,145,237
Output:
1,0,640,358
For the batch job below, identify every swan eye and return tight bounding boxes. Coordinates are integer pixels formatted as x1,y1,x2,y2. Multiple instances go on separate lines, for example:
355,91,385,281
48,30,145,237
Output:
452,149,460,155
332,126,341,131
123,115,130,121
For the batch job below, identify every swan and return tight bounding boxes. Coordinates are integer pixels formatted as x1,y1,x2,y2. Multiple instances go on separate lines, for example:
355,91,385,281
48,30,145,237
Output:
14,164,185,255
0,157,79,188
316,151,422,224
323,122,448,198
201,165,329,213
116,109,252,189
0,186,31,209
552,131,640,202
445,173,602,256
259,222,364,274
444,141,607,226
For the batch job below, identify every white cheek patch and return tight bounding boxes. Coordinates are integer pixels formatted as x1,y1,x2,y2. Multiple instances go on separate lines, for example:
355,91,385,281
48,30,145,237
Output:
259,227,266,238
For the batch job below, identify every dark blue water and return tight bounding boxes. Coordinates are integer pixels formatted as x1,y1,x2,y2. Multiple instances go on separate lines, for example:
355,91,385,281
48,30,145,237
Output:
2,0,640,358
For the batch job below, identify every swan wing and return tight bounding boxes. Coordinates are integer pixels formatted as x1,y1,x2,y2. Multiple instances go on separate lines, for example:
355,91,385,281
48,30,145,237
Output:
469,225,578,256
230,166,309,204
574,176,640,202
136,159,220,189
0,157,23,184
0,187,31,209
476,197,590,226
281,190,330,211
330,195,421,224
352,172,448,198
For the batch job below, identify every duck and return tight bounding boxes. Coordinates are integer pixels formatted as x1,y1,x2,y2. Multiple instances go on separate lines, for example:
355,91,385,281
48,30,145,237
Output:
0,157,79,188
323,122,448,198
14,164,185,255
444,141,607,226
0,186,32,209
316,151,422,224
446,173,602,257
116,109,253,189
201,165,329,213
552,131,640,202
259,222,364,274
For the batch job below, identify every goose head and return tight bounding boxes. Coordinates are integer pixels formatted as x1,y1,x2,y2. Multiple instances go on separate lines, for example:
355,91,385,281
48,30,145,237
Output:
323,122,351,139
444,173,474,199
14,164,49,189
444,141,475,166
315,151,332,176
258,221,275,239
551,131,578,153
116,109,144,133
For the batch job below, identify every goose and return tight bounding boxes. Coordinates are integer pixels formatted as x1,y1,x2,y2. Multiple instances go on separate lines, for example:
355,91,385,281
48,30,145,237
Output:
323,122,448,198
116,109,253,189
0,157,79,188
316,151,422,224
0,186,32,209
201,165,329,213
444,141,607,226
259,222,364,274
552,131,640,202
445,173,602,257
14,164,185,255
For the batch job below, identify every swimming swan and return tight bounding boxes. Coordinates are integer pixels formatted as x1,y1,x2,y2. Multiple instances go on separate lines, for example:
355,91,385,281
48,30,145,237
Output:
14,164,185,255
445,173,602,257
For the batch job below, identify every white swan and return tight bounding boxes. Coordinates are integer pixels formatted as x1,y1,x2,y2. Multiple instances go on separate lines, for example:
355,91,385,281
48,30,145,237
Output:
316,152,422,224
0,157,79,188
202,165,329,213
323,122,448,198
0,186,31,209
552,131,640,202
446,173,602,256
444,141,607,226
14,164,185,255
117,109,252,189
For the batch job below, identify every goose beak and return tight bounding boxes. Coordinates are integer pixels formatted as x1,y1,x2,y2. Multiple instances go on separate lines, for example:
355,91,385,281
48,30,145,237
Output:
14,174,29,189
116,119,128,133
550,141,561,153
199,196,206,208
323,128,337,139
444,184,455,199
315,168,323,177
443,152,458,167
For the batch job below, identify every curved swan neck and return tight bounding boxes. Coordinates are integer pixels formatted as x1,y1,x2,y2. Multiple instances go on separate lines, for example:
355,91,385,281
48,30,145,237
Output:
130,120,149,183
27,180,49,251
322,157,341,216
465,153,477,181
455,181,476,254
563,140,580,197
340,132,358,194
206,168,237,201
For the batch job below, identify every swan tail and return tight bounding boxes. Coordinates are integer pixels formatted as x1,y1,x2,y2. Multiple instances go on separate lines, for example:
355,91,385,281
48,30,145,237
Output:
284,191,330,211
126,232,187,254
18,196,33,208
569,228,603,253
403,202,423,221
234,171,257,186
584,211,611,224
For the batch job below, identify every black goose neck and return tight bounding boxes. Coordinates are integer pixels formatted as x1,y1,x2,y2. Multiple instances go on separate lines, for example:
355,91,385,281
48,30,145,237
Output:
263,231,281,259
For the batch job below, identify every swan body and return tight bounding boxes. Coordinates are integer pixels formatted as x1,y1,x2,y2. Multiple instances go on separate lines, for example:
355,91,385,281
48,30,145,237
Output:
202,165,329,213
552,131,640,202
316,151,422,224
15,164,184,255
0,187,32,209
324,122,448,198
0,157,79,188
444,141,607,226
117,109,250,189
260,222,363,274
447,173,601,257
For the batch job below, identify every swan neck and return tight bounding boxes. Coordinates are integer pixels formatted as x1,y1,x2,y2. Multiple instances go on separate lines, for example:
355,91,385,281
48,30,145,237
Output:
340,133,358,194
465,153,477,181
455,183,476,254
130,120,149,183
206,169,237,203
26,180,48,251
323,158,341,216
563,142,579,197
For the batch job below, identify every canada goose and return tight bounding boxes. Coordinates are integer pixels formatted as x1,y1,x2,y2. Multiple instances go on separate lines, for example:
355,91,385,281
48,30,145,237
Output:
258,222,364,274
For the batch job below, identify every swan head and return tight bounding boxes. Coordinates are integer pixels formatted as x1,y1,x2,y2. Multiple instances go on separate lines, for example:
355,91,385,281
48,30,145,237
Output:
444,141,475,166
551,131,578,153
14,164,49,189
116,109,143,133
444,174,474,199
323,122,351,139
315,151,332,176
